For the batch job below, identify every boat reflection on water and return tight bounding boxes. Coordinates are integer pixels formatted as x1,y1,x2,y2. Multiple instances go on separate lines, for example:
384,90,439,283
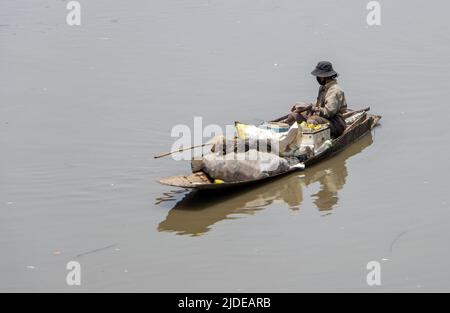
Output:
156,133,374,236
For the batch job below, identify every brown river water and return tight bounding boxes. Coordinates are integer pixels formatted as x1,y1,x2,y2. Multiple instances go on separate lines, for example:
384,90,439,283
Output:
1,0,450,292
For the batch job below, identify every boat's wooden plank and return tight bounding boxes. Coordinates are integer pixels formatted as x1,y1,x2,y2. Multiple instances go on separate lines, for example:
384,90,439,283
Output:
159,172,211,188
370,115,382,129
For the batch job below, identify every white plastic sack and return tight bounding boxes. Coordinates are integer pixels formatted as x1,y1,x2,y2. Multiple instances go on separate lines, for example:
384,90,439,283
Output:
235,122,300,154
202,150,291,182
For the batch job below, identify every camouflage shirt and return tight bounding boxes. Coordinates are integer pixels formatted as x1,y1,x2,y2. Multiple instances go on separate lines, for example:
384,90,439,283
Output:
313,79,347,119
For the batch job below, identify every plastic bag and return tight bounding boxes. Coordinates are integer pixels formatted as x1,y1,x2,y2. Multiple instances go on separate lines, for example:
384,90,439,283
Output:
235,122,300,155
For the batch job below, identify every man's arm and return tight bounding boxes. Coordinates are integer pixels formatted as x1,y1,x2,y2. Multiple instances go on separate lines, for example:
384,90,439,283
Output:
314,87,343,118
292,102,313,113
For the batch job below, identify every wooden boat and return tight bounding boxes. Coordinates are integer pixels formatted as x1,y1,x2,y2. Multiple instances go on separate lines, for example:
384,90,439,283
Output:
158,109,381,190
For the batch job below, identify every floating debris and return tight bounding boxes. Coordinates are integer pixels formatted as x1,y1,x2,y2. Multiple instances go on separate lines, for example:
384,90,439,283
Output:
76,244,117,258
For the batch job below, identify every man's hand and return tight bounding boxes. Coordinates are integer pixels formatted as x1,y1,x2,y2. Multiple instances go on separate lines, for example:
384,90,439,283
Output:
303,104,313,112
292,102,312,113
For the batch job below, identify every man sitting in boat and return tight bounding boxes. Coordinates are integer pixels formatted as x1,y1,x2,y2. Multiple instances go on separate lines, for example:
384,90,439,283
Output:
284,61,347,138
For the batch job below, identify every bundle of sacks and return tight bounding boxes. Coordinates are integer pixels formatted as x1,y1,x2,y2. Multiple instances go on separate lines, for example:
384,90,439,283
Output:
200,150,291,182
191,122,307,182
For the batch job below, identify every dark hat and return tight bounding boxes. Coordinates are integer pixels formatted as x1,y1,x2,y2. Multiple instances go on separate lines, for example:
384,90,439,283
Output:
311,61,339,78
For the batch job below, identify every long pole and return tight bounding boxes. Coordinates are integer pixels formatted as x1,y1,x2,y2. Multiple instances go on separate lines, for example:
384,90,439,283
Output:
153,143,213,159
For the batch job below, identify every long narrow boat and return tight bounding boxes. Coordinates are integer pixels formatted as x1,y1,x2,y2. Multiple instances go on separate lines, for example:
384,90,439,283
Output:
158,109,381,190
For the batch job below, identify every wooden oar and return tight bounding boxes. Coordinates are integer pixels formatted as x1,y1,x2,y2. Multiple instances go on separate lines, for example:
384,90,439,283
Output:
154,143,213,159
272,106,369,123
343,112,367,135
343,107,370,118
271,114,289,123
